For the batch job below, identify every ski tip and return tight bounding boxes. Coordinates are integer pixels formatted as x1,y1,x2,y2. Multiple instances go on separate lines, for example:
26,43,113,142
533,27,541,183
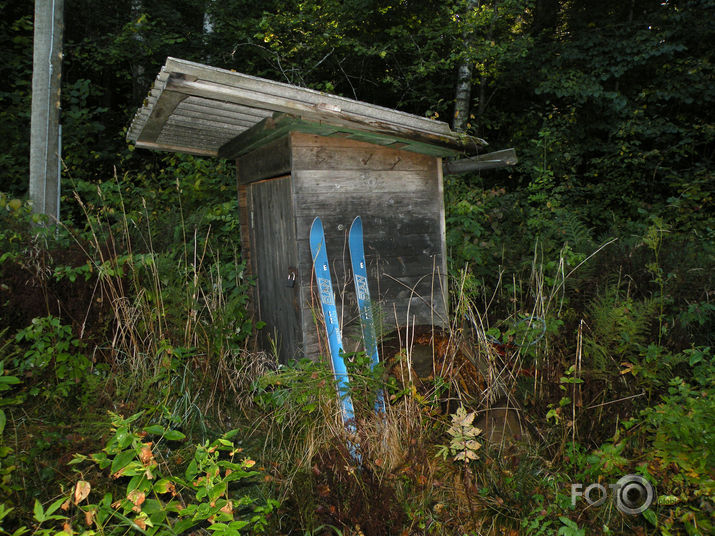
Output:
349,215,362,234
310,216,323,234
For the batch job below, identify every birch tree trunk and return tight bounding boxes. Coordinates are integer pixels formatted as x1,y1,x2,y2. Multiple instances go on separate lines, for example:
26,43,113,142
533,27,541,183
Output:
452,0,479,133
29,0,64,221
130,0,146,103
203,0,215,64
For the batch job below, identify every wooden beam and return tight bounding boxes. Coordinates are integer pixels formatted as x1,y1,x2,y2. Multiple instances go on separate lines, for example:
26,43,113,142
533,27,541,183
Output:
137,90,188,143
442,148,518,175
134,140,217,157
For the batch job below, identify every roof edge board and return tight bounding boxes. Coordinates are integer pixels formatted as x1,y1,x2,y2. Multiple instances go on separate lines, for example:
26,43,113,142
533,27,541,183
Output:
136,140,218,157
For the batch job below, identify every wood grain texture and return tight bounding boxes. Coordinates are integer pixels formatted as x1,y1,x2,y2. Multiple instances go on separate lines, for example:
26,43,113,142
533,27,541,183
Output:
249,176,301,363
233,132,449,362
291,132,435,172
291,139,448,358
236,135,291,185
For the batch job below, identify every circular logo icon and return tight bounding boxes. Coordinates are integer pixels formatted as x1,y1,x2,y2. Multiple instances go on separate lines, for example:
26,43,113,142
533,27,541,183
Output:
615,474,654,515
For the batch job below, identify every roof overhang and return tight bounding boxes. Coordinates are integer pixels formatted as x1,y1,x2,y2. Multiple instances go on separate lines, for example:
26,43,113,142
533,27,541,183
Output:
127,57,487,159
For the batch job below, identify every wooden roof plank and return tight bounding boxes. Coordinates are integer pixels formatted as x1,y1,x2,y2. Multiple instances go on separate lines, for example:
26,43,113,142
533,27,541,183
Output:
164,57,451,136
127,57,488,157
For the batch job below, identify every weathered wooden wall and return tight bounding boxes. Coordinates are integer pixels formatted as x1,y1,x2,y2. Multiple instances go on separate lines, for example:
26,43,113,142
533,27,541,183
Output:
237,131,448,363
290,132,448,360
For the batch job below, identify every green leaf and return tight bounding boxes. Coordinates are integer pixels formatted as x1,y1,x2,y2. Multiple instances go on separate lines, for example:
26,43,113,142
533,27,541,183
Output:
163,429,186,441
642,508,657,526
33,499,44,523
110,449,136,475
0,410,5,435
209,482,227,502
115,427,134,449
143,424,165,435
153,479,174,494
45,497,67,518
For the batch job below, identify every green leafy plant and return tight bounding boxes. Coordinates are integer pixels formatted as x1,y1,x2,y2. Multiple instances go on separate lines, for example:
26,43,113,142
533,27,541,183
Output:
14,316,91,399
557,516,585,536
67,411,278,536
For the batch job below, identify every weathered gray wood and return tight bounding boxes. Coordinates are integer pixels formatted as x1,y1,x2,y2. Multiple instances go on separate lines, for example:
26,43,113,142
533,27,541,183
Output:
181,97,275,119
291,170,433,194
220,116,306,159
443,148,518,175
292,192,439,220
164,77,480,155
288,138,449,358
128,57,488,158
295,214,440,240
139,91,188,142
291,132,434,171
163,57,453,135
134,140,217,157
165,114,247,135
236,180,256,320
236,136,291,185
249,177,301,363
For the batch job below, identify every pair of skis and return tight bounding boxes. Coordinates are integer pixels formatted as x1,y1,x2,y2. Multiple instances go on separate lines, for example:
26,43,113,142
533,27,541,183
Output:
310,216,386,438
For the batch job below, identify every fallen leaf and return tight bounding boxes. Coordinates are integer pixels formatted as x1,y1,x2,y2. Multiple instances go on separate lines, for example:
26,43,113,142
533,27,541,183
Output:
620,362,635,375
74,481,91,504
135,517,146,530
60,499,71,512
62,522,74,535
85,508,96,527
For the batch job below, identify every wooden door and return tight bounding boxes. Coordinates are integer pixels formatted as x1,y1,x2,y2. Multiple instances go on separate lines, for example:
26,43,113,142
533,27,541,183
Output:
249,176,301,363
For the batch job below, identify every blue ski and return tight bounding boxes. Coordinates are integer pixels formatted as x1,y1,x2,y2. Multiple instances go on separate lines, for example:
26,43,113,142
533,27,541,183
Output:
348,216,386,414
309,217,357,434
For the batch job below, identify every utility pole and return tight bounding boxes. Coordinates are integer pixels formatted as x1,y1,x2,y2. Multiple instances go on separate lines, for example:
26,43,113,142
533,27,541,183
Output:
29,0,64,222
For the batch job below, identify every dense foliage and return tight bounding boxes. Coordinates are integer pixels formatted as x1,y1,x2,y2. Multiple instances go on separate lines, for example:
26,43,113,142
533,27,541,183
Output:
0,0,713,535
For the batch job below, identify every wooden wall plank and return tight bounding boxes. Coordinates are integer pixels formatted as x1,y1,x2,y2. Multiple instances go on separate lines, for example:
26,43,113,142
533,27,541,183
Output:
236,136,291,185
292,170,433,194
291,132,435,172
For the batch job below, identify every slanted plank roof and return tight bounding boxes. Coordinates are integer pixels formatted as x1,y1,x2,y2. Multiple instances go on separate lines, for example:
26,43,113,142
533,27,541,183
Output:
127,57,487,159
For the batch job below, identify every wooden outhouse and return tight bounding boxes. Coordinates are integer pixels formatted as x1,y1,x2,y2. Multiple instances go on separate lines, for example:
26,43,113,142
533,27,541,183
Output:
128,58,487,363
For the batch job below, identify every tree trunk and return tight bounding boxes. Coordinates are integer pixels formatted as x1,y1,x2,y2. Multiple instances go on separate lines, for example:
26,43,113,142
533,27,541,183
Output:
29,0,64,221
452,0,479,133
203,0,215,64
130,0,146,103
453,61,473,133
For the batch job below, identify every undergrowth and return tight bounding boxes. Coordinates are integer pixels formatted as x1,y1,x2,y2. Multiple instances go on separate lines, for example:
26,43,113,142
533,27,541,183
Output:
0,157,713,535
